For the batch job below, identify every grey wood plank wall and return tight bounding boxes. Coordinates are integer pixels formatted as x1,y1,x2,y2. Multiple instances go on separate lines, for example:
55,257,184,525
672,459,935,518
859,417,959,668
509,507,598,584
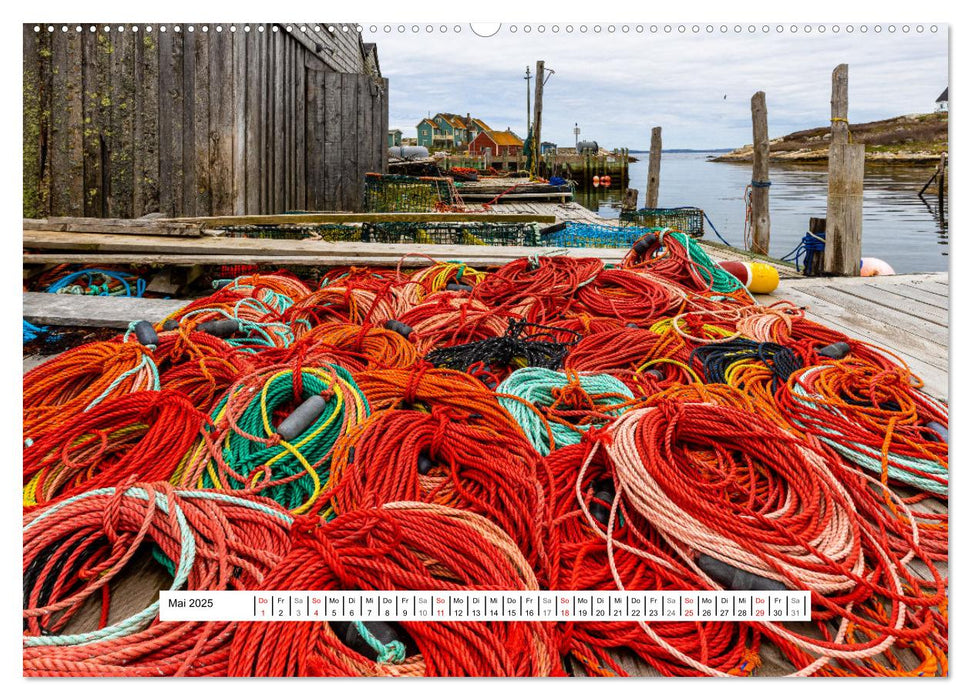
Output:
23,23,387,218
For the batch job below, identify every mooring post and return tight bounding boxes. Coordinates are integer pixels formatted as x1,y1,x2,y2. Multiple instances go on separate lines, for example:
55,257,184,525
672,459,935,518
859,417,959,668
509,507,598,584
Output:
647,127,662,209
531,60,544,179
750,91,771,255
808,217,827,276
938,151,947,217
824,64,865,276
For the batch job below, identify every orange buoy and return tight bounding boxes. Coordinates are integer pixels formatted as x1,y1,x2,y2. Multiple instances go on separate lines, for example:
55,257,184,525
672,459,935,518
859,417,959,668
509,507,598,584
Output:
592,176,600,187
602,175,611,187
860,257,895,276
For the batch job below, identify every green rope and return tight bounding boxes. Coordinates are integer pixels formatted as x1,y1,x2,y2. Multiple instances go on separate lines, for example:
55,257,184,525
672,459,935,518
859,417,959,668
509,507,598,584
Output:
496,367,634,456
660,229,753,298
198,365,369,513
352,621,406,664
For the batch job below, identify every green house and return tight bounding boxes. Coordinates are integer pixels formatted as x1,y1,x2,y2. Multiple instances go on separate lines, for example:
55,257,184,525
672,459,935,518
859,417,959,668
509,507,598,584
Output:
416,118,437,148
387,129,402,147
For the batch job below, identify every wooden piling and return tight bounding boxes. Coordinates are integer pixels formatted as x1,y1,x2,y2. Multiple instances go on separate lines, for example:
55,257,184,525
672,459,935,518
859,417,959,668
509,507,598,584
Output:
749,92,771,255
807,217,827,277
647,127,662,209
824,64,865,276
937,151,947,216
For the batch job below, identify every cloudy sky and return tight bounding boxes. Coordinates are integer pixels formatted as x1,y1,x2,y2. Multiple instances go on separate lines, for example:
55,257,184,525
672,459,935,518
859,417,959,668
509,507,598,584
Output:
368,24,949,150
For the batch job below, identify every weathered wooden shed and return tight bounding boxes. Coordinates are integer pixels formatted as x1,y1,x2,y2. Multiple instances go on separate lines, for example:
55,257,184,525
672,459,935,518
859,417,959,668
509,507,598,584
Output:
23,23,389,218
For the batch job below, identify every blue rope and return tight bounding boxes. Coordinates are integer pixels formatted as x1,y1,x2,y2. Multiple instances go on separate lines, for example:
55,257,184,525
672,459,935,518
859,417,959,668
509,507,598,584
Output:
23,320,51,344
750,180,772,188
781,231,826,275
700,211,734,246
47,269,146,297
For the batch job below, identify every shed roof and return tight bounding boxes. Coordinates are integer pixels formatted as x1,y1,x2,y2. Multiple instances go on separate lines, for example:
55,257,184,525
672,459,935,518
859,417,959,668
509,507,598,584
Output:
488,129,523,147
937,87,948,102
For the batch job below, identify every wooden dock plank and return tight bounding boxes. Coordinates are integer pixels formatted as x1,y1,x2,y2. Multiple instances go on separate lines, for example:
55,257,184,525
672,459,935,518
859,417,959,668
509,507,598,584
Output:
23,292,185,329
872,282,949,311
785,284,948,347
834,285,948,327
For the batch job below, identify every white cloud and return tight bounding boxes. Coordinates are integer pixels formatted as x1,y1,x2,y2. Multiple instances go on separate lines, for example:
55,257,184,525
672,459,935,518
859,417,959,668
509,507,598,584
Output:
375,26,948,149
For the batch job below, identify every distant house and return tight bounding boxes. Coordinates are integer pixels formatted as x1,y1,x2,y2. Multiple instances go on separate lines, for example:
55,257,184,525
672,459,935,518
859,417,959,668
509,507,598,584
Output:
468,118,491,142
415,113,492,150
936,87,948,112
470,129,524,157
416,118,438,148
387,129,402,147
540,141,557,155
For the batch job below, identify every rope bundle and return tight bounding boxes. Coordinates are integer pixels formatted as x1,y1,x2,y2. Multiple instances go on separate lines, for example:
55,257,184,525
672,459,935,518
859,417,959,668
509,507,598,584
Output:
328,408,554,583
576,268,684,325
780,362,948,496
228,503,560,677
291,321,420,372
546,440,763,677
24,339,159,442
601,399,946,675
497,368,635,455
425,319,577,384
24,391,205,508
178,365,369,515
23,483,293,676
398,291,514,353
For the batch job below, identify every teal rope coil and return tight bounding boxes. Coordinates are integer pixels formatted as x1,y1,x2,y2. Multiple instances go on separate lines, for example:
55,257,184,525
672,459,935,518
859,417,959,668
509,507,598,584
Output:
496,367,635,456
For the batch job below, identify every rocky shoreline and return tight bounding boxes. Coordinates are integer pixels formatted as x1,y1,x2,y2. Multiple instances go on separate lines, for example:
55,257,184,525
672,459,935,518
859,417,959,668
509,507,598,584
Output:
712,112,947,165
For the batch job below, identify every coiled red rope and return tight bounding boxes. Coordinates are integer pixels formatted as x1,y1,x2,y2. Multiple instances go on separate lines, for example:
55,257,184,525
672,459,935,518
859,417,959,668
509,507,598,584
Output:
228,503,560,676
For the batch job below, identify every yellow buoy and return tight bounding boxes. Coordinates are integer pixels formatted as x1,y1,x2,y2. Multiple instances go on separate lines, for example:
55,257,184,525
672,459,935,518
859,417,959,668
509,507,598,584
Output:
717,261,780,294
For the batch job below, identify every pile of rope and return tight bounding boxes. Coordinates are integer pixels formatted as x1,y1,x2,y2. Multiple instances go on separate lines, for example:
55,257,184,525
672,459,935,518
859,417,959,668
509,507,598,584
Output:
21,243,948,677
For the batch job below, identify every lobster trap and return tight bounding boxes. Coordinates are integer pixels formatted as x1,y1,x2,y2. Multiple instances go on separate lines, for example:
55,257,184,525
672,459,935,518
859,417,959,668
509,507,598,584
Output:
540,222,658,249
363,173,457,212
362,221,542,246
216,224,364,241
619,207,705,238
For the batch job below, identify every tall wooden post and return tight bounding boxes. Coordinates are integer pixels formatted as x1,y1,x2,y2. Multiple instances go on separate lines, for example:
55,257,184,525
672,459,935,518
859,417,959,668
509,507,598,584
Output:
749,91,771,255
647,127,662,209
824,64,865,276
531,60,544,178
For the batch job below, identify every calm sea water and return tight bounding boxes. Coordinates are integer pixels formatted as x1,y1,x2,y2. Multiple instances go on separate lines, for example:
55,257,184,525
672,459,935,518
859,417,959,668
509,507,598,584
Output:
574,152,948,274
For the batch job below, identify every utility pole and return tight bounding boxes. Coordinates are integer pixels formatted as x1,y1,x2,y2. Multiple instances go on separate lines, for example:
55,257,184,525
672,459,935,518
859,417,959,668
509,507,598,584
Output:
531,60,545,178
525,66,532,138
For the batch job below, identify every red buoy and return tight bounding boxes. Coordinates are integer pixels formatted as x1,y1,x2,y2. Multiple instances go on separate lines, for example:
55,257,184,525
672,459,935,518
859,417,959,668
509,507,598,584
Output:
592,176,600,187
602,175,612,187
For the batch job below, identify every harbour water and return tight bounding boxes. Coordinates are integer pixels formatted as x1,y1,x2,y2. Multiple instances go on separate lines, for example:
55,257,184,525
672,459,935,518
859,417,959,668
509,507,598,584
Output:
574,152,948,274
